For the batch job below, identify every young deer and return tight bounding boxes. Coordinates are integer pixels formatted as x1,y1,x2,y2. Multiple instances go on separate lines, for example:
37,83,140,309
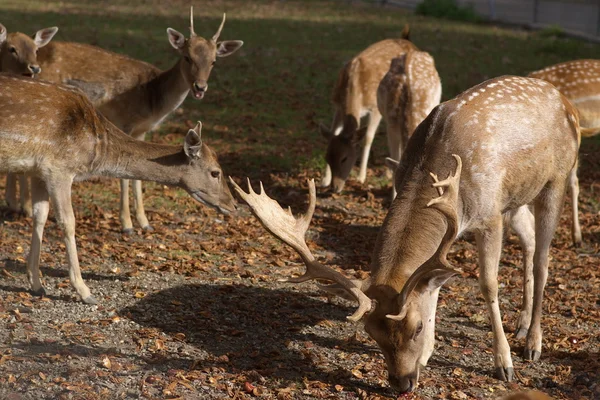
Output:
528,59,600,246
0,23,59,216
234,76,580,392
0,74,235,304
377,51,441,199
321,26,415,193
7,8,243,233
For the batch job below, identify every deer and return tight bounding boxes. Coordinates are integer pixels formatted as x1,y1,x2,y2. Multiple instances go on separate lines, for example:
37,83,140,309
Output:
0,74,236,304
528,59,600,246
376,50,441,200
0,23,59,216
5,8,243,234
232,76,581,393
320,25,416,193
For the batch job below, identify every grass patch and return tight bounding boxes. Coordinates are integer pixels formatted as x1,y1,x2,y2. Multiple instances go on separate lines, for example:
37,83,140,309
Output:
416,0,481,23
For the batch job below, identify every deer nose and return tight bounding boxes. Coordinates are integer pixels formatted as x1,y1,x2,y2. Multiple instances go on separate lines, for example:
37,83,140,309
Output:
193,82,207,93
389,375,417,393
29,64,41,75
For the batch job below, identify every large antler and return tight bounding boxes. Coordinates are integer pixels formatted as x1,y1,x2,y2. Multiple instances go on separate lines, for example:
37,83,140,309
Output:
212,13,226,42
189,6,196,37
230,177,372,321
387,155,463,321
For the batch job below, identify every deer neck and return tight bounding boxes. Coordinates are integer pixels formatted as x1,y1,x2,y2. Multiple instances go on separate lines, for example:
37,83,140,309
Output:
146,59,190,120
94,121,188,186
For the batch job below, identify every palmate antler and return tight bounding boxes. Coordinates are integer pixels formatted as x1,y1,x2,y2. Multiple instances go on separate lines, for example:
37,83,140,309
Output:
387,155,463,320
229,177,372,321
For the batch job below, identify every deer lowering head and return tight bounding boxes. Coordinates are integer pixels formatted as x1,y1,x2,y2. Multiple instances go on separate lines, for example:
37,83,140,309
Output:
166,8,243,100
0,23,58,76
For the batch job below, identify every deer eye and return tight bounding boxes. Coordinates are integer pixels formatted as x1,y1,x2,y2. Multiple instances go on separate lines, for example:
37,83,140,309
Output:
184,56,192,63
9,47,17,54
414,321,424,339
211,170,220,178
341,156,348,164
211,60,216,66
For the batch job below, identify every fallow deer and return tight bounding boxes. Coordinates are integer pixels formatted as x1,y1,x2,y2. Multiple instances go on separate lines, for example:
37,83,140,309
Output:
321,25,415,193
0,74,235,304
234,76,580,392
528,59,600,246
0,23,59,216
7,8,243,233
377,50,441,199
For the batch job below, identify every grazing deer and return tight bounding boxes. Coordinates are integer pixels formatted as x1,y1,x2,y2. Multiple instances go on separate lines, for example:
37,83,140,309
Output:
0,74,235,304
234,76,580,392
8,8,243,233
528,59,600,246
321,25,415,193
0,23,59,216
377,51,441,199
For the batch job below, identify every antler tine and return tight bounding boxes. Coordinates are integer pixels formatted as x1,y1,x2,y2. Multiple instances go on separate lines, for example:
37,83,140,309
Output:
231,177,372,321
212,13,226,42
386,155,463,321
189,6,196,37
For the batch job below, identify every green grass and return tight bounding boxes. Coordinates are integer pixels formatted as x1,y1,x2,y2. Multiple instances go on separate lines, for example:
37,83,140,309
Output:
3,0,600,183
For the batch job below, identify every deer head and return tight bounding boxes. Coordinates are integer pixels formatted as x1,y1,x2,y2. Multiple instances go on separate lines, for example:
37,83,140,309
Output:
181,121,236,214
166,8,243,100
0,23,58,77
322,116,368,193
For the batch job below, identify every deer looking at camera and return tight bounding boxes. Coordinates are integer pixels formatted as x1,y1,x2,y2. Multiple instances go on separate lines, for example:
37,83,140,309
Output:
4,8,243,233
320,25,415,193
0,74,235,304
234,76,580,392
528,59,600,246
0,23,59,216
377,50,441,200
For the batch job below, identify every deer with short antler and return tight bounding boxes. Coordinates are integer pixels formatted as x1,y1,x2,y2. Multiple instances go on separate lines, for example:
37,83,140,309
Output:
4,8,242,233
377,50,441,200
234,76,581,392
0,23,59,216
0,74,235,304
528,59,600,246
320,25,415,193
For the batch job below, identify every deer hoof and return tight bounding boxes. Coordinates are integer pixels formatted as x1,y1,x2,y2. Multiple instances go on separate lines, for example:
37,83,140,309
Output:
142,225,154,232
82,295,98,305
30,287,46,297
122,228,135,235
495,367,513,382
515,327,529,339
523,349,541,361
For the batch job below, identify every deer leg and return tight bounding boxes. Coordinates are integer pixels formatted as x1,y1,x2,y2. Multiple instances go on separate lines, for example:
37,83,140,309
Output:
119,179,134,234
19,175,32,217
474,217,513,382
568,164,582,247
508,206,535,339
386,120,403,200
357,111,382,183
524,183,566,361
48,178,96,304
5,173,18,212
27,177,50,296
132,179,152,231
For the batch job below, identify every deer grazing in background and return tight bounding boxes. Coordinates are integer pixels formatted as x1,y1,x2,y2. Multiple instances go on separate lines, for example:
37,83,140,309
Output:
234,76,581,392
320,25,415,193
377,50,441,199
528,59,600,246
0,23,59,216
0,74,235,304
4,8,243,233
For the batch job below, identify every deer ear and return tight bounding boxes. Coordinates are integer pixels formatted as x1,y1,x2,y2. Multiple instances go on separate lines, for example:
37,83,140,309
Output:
401,24,410,41
0,23,7,45
167,28,186,50
184,121,203,159
216,40,243,57
33,27,58,48
385,157,400,171
319,123,333,139
353,126,368,144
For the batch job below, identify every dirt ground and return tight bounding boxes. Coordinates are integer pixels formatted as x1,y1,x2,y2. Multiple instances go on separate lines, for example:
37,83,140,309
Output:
1,132,599,400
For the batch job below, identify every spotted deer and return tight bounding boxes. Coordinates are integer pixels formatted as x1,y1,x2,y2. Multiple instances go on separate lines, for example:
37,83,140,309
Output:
377,50,441,199
0,74,235,304
320,25,416,193
0,23,59,216
6,8,243,233
234,76,580,392
528,59,600,246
